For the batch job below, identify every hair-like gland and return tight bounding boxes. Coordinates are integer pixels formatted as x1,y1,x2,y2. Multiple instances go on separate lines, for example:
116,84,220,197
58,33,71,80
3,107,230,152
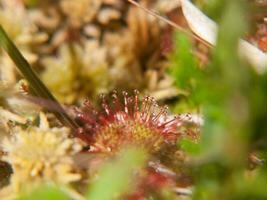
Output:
74,90,182,153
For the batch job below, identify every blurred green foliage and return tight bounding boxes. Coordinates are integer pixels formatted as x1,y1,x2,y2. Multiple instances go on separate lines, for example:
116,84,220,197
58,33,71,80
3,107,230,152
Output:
18,185,70,200
86,147,147,200
168,32,202,112
169,33,198,91
180,138,201,155
170,0,267,199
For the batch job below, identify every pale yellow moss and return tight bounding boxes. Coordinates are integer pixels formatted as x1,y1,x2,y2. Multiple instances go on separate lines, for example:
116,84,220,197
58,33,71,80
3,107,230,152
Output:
41,42,109,104
0,113,82,199
60,0,102,27
0,0,47,84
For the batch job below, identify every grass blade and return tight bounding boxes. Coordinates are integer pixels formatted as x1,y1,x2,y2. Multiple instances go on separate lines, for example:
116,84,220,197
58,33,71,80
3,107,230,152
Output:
0,25,79,130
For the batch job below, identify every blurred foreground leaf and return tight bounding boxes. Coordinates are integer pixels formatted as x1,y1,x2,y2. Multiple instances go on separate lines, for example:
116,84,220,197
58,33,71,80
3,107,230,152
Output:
18,185,70,200
199,0,249,158
86,147,147,200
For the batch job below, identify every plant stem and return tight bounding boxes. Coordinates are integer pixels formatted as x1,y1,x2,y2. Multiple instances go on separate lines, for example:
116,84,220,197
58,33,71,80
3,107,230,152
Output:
0,25,79,131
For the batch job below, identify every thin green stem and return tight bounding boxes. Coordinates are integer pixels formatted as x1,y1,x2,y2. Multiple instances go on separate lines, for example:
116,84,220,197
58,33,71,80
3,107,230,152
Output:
0,25,79,131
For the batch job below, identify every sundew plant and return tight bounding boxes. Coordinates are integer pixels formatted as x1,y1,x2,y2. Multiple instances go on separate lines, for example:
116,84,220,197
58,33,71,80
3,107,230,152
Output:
0,0,267,199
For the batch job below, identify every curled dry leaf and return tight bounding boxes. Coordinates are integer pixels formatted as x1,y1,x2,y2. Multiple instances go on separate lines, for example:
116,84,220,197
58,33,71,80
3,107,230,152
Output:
180,0,267,73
